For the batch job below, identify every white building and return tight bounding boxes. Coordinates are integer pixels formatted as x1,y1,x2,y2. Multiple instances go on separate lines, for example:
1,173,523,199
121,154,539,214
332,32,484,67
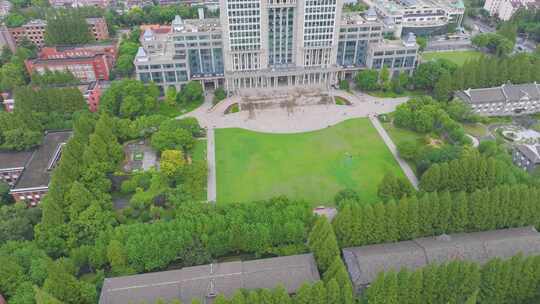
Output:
363,0,465,36
483,0,537,21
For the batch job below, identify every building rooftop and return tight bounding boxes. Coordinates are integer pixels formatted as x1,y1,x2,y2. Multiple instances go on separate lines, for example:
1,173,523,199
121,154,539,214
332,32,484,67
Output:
0,150,32,170
343,226,540,291
516,144,540,164
11,131,72,191
456,82,540,105
99,254,320,304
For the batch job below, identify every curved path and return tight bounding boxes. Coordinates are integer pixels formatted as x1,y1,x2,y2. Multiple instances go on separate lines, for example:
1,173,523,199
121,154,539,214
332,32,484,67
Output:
178,90,408,134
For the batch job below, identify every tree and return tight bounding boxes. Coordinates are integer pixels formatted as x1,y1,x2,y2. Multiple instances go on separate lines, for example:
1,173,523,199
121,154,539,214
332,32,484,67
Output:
0,61,27,91
339,79,350,91
434,70,452,101
397,140,418,160
326,279,341,304
416,36,427,51
355,69,379,91
177,81,203,105
151,119,195,153
379,67,391,91
45,11,93,45
213,87,227,105
34,286,64,304
160,150,185,177
165,86,178,107
308,217,340,272
43,261,96,304
334,188,360,206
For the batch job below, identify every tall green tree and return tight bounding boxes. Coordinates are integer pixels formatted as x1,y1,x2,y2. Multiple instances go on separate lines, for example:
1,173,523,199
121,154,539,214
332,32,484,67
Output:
45,11,93,45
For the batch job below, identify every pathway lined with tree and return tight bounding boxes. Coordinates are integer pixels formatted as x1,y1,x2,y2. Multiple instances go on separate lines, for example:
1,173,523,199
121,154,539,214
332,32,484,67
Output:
369,115,419,189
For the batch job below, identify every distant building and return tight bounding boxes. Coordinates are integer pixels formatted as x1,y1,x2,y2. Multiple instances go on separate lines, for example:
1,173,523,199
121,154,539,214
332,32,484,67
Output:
362,0,465,36
99,254,320,304
483,0,538,20
0,0,12,17
7,17,109,49
1,92,14,112
49,0,111,8
10,131,72,205
0,151,32,187
455,83,540,116
513,144,540,172
343,226,540,293
25,44,117,83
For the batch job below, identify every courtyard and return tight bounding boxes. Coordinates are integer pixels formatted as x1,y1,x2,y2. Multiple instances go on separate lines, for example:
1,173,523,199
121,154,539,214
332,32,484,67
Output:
215,118,407,205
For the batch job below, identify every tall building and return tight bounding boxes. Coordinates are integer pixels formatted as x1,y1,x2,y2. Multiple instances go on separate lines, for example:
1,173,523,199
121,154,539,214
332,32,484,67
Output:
134,3,419,94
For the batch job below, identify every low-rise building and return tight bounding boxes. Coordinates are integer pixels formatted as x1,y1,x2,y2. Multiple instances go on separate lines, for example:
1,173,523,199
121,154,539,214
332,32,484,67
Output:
10,131,72,205
365,32,419,76
49,0,111,8
343,226,540,293
362,0,465,36
99,254,320,304
513,144,540,172
7,17,109,48
456,83,540,116
0,151,32,187
25,44,117,83
83,80,108,112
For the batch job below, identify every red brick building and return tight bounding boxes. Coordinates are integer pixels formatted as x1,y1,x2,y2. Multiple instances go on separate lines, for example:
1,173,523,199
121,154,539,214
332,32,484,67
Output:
83,80,109,112
25,44,117,83
8,17,109,48
10,131,72,206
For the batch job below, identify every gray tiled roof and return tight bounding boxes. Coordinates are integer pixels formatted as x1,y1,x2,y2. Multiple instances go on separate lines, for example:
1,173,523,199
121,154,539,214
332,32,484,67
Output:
456,83,540,105
343,227,540,291
99,254,320,304
515,145,540,164
12,131,72,190
0,150,32,170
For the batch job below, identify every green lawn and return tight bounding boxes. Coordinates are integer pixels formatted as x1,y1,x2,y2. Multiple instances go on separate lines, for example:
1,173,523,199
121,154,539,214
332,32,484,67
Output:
215,118,406,205
192,139,207,162
381,120,425,174
422,51,484,66
156,99,204,118
463,123,488,138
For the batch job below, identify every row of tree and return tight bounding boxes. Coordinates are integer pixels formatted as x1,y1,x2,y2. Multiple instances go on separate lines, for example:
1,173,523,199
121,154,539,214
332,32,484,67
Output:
87,197,314,274
333,184,540,248
355,68,410,94
363,254,540,304
430,53,540,102
419,150,529,193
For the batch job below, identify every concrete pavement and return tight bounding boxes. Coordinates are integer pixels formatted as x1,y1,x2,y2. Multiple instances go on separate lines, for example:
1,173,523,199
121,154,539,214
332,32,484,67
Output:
369,115,419,190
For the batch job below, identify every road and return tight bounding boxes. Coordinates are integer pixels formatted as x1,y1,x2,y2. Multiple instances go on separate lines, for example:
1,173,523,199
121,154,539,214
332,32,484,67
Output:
369,115,419,190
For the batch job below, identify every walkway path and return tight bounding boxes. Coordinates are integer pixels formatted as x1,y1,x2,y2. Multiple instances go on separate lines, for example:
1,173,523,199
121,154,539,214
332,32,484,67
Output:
206,127,217,203
178,90,408,134
369,115,419,190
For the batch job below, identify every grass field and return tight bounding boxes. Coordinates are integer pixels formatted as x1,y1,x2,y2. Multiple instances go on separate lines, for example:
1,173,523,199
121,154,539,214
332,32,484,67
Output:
422,51,484,66
215,118,406,205
192,139,207,162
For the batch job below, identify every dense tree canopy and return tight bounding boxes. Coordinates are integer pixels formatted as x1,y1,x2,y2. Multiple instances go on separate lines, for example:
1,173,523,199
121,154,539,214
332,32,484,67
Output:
99,79,159,118
333,184,540,248
45,10,93,46
363,255,540,304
